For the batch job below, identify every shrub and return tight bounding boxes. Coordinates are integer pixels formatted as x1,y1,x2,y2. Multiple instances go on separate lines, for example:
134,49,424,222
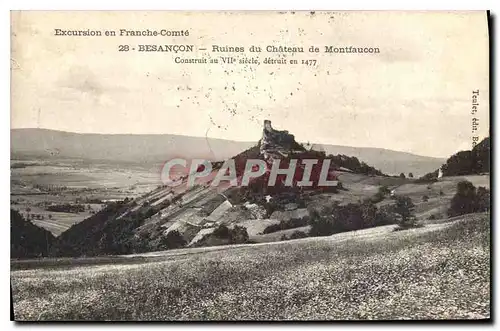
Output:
394,196,418,229
213,224,231,238
230,225,249,244
379,186,391,195
376,205,396,225
213,224,249,244
448,181,477,217
309,217,335,237
262,217,309,234
160,230,186,250
448,181,490,217
289,231,308,240
415,170,439,183
143,206,160,219
476,187,491,212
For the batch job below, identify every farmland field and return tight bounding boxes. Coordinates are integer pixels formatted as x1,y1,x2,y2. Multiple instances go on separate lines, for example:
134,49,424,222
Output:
10,158,162,235
11,212,490,321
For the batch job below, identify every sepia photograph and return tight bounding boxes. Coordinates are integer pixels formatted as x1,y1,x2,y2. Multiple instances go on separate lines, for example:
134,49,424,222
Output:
10,10,491,321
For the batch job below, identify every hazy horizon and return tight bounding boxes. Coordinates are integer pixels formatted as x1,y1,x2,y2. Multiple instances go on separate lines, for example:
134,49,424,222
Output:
11,126,453,159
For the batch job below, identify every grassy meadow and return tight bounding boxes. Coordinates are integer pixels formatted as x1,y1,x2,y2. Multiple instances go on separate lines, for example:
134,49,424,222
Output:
11,212,490,321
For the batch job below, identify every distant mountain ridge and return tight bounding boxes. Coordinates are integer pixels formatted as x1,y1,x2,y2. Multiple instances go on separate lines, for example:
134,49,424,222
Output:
11,128,445,176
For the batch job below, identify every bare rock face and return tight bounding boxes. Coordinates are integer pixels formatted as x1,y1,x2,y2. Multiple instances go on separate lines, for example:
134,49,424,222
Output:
260,120,303,158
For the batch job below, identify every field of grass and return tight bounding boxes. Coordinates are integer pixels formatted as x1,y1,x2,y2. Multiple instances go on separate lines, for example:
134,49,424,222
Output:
11,212,490,321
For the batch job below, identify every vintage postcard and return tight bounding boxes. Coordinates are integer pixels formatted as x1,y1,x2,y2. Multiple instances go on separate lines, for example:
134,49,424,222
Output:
10,11,490,321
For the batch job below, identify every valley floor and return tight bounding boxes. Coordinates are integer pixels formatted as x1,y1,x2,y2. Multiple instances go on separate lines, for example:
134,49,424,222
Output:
11,212,490,321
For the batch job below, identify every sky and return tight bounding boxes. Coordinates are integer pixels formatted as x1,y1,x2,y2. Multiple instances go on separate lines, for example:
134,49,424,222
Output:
11,11,490,158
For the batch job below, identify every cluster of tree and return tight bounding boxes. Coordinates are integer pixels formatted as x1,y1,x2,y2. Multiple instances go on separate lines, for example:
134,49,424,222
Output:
418,137,490,181
46,203,86,214
392,196,419,230
262,216,309,234
448,181,490,217
308,200,393,237
130,223,188,253
415,170,439,184
327,154,385,176
158,230,186,249
307,194,426,237
11,209,56,258
212,224,249,244
442,137,490,176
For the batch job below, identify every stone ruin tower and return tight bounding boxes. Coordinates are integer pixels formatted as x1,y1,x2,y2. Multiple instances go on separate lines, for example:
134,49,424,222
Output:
259,120,297,159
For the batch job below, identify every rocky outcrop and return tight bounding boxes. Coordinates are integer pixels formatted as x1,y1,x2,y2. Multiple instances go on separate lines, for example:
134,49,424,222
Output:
260,120,305,159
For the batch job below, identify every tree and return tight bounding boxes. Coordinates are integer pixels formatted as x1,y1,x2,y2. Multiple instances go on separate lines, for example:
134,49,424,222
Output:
399,173,406,179
160,230,186,249
422,195,429,202
448,181,478,217
476,187,491,212
230,225,249,244
359,200,378,228
408,172,414,178
441,138,490,176
394,196,417,229
379,186,391,195
448,181,490,217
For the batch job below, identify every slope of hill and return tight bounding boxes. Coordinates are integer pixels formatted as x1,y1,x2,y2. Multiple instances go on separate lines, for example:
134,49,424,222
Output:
11,212,490,320
48,121,388,257
46,120,488,258
11,209,56,258
11,128,444,176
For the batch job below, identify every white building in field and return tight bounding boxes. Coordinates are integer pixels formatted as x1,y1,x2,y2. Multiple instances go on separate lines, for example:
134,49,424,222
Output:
438,167,443,179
